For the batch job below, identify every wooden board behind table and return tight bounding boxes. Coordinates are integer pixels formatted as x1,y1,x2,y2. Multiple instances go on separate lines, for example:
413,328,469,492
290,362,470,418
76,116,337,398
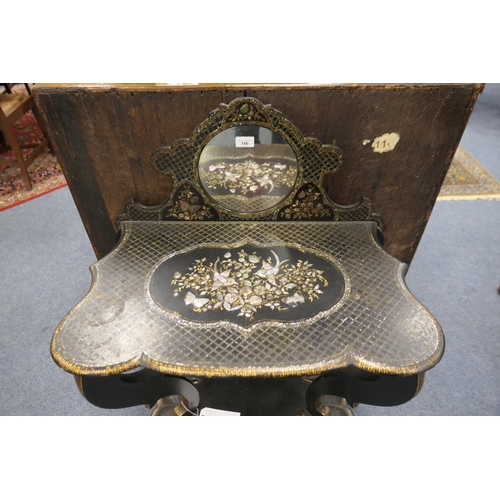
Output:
33,83,483,264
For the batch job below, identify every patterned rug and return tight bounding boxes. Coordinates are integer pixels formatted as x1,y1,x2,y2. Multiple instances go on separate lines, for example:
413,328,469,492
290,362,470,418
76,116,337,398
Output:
0,86,67,212
438,147,500,200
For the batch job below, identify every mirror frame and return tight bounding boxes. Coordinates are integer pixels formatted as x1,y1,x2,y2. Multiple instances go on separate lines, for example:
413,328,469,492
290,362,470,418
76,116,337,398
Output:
197,124,300,214
118,97,380,225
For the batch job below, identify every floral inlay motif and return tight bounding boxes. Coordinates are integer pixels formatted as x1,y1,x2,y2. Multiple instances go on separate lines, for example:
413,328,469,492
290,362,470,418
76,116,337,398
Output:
227,102,267,122
200,160,297,196
170,249,329,321
279,183,333,220
165,186,216,221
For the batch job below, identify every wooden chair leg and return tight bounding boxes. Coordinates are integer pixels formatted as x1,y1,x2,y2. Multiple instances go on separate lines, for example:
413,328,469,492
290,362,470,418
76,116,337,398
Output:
31,106,53,156
1,125,32,190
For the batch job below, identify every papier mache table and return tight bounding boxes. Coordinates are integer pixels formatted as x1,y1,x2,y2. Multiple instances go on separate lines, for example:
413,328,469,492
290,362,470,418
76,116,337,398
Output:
33,85,482,415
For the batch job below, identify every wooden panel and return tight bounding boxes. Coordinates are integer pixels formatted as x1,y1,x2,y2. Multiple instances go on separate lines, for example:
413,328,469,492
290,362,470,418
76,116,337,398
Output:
33,84,483,263
34,90,117,255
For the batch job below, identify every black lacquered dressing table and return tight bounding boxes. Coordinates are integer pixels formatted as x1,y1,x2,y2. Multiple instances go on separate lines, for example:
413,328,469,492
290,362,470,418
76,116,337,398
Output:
51,98,444,415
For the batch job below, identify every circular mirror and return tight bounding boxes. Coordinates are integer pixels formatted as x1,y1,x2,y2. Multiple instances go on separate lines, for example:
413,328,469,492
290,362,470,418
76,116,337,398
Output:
198,125,298,213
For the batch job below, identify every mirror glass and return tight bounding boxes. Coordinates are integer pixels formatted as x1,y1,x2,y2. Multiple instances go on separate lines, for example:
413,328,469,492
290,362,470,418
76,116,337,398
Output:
198,125,298,213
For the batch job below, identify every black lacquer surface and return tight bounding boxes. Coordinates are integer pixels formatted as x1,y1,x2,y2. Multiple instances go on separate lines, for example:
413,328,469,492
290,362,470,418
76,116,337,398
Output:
151,244,345,328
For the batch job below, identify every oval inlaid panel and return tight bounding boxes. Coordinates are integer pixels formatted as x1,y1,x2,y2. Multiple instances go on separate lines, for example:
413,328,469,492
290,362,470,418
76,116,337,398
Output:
150,244,345,328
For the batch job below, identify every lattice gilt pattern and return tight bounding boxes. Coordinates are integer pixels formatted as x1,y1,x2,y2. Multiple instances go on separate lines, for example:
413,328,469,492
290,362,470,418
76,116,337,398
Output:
52,221,444,378
118,98,380,224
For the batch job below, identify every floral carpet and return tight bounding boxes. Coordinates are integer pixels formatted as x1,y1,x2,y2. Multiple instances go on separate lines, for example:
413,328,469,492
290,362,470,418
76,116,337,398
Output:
438,147,500,200
0,86,66,211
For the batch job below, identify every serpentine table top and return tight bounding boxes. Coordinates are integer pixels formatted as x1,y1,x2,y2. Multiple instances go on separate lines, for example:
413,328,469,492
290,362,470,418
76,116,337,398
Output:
52,220,444,379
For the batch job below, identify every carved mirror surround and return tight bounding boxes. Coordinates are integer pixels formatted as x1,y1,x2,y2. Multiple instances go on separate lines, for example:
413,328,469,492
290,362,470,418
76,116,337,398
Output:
118,98,381,225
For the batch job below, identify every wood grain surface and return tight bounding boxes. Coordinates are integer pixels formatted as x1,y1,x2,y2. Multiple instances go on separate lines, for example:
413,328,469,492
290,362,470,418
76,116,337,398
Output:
33,83,483,263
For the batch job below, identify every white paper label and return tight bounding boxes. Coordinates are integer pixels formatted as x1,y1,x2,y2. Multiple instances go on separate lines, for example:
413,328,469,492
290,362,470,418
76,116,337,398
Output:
371,133,400,153
199,407,240,416
235,136,254,148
